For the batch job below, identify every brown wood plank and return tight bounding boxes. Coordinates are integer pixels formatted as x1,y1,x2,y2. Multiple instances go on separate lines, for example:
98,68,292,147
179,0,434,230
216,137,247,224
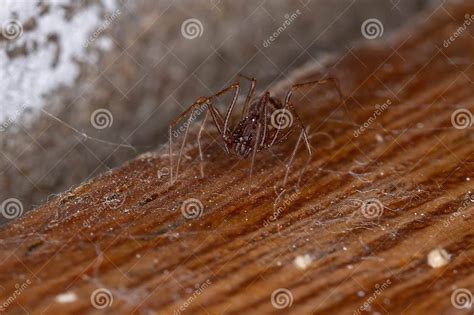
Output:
1,2,473,314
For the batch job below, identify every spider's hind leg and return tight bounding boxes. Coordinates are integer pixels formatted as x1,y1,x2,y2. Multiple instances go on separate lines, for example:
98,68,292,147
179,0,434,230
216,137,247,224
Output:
282,125,312,187
272,102,312,188
278,78,343,187
197,110,210,179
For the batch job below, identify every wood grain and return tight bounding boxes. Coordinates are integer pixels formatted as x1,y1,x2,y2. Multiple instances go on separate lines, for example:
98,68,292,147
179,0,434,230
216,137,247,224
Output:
1,2,473,314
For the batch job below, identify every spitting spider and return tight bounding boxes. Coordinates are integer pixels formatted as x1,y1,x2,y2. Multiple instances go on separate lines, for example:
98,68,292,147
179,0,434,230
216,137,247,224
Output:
169,74,344,188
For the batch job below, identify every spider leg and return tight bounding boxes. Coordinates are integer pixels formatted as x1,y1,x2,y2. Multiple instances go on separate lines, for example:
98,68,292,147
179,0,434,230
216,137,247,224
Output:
237,73,257,116
197,110,209,178
283,77,344,110
297,132,313,187
246,91,272,194
282,103,312,187
169,98,224,184
170,82,246,184
206,83,241,153
259,92,270,148
277,77,344,186
248,122,262,195
283,128,303,186
214,83,240,139
271,77,343,146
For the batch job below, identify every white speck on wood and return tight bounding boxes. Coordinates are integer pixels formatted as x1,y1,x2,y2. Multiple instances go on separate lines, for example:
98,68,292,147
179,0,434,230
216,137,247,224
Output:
293,254,313,270
54,291,78,303
427,248,451,268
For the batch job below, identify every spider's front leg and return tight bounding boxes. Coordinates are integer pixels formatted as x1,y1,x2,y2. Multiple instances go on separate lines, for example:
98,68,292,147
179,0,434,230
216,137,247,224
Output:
236,73,257,116
168,83,241,184
169,97,222,185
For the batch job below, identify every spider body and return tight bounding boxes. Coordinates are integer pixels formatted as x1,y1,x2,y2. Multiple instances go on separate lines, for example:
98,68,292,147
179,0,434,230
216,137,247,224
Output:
229,116,257,159
226,95,289,159
169,75,343,187
227,96,266,158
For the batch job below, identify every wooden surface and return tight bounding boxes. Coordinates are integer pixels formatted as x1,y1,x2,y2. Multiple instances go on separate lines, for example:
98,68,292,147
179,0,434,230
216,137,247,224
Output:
1,2,474,314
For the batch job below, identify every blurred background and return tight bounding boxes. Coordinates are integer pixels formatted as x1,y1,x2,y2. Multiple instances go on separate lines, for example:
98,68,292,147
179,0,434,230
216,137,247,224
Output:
0,0,442,223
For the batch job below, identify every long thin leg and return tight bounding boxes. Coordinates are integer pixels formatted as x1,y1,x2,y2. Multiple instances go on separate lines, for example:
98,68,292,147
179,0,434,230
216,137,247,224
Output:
206,83,241,152
170,82,245,184
237,73,257,116
271,77,343,147
170,98,206,184
275,78,343,186
269,126,296,147
246,92,271,194
269,109,296,148
283,129,304,186
248,123,262,195
269,99,312,187
296,127,313,187
259,94,301,187
287,77,351,126
284,77,344,109
169,98,223,184
259,92,270,147
197,110,209,178
281,126,312,187
176,113,192,181
216,83,240,139
282,107,312,187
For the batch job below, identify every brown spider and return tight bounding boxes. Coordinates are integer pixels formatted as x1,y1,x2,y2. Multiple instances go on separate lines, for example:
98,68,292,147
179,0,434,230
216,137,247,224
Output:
168,74,344,187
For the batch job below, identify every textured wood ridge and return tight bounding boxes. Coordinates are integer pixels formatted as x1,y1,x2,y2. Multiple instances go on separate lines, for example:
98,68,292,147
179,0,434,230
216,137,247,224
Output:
1,2,474,315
